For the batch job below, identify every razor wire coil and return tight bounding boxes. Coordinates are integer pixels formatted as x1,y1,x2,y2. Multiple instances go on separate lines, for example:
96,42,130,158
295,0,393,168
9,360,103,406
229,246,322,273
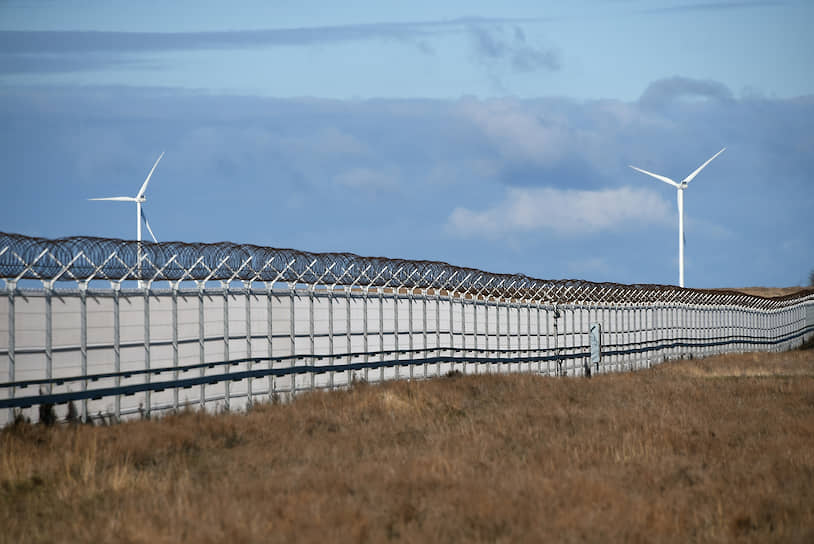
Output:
1,231,811,308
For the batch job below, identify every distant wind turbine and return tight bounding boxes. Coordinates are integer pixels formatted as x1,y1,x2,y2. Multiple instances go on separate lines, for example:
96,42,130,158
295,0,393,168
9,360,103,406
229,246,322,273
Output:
89,152,164,286
629,148,725,288
89,152,164,243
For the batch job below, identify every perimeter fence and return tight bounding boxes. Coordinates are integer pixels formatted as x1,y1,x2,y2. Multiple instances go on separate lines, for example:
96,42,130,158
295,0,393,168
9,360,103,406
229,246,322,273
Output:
2,231,813,425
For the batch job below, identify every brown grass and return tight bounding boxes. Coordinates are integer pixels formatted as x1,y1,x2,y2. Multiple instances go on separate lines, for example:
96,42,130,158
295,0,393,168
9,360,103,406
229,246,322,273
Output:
2,350,814,543
722,286,809,298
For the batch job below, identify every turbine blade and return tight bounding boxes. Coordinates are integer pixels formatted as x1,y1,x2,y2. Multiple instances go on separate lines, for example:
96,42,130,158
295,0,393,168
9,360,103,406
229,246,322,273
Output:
628,165,680,188
682,147,726,184
136,151,165,199
88,197,137,202
141,208,158,243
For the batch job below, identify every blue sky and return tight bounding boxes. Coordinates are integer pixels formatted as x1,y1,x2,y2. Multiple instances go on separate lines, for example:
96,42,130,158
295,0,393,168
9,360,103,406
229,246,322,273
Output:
1,0,812,288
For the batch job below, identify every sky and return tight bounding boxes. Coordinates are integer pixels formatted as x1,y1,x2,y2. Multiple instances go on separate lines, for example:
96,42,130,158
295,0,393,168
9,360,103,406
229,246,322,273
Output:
0,0,812,288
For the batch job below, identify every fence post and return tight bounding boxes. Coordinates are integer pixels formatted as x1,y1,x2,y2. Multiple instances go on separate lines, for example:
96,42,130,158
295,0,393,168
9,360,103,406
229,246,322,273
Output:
363,287,369,382
618,303,624,372
80,281,89,421
459,292,465,375
408,287,414,380
484,296,491,372
310,283,316,390
197,282,206,409
526,299,532,373
554,304,561,375
222,281,230,411
6,280,15,423
638,303,643,368
172,281,179,411
112,282,121,420
473,294,479,374
422,288,428,379
495,298,501,373
328,286,334,389
435,289,441,376
245,280,253,405
289,282,296,395
516,301,522,371
266,282,275,399
536,300,542,374
578,303,585,374
346,286,352,384
42,282,52,396
379,287,385,383
394,287,400,380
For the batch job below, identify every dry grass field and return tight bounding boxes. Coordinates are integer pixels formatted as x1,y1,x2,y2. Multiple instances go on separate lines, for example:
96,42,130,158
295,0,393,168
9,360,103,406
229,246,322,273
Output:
2,347,814,543
723,286,810,298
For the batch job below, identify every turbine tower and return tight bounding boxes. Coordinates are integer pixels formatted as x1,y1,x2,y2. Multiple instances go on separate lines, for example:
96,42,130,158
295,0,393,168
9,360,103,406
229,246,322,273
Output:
629,148,725,288
89,152,164,286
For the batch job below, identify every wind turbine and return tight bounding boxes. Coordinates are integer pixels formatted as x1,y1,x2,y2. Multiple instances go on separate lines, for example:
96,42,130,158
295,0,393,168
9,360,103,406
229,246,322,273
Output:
629,148,725,288
89,152,164,286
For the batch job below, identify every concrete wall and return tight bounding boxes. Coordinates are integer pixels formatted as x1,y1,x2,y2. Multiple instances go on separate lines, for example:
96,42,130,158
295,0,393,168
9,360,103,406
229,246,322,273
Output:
2,286,812,425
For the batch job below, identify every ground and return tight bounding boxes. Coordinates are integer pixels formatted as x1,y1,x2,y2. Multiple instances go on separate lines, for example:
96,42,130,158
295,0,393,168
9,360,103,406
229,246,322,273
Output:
2,347,813,543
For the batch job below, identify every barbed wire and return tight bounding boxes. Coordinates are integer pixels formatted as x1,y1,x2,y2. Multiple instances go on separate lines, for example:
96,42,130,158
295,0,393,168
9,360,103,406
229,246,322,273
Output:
1,231,812,308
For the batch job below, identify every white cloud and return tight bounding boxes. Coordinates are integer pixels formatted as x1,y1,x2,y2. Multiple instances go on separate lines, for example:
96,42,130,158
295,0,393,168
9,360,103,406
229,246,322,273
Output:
457,99,569,165
447,186,672,238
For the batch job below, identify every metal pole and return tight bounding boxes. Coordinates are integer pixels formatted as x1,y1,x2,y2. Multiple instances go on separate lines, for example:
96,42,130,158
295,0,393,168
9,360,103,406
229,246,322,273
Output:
172,282,179,411
363,288,369,382
289,283,296,394
536,301,541,374
310,285,316,390
267,283,274,399
553,305,560,376
526,300,532,374
495,299,503,372
571,305,578,374
472,294,478,374
113,282,121,419
408,288,414,380
394,287,400,380
346,287,352,384
223,282,230,411
636,304,642,368
6,280,15,423
245,281,253,404
44,283,52,394
515,302,521,372
578,304,584,374
379,288,385,383
198,283,206,409
422,289,428,379
544,305,550,376
328,288,334,389
485,298,491,372
449,289,455,373
435,289,441,376
616,304,622,372
81,282,89,421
